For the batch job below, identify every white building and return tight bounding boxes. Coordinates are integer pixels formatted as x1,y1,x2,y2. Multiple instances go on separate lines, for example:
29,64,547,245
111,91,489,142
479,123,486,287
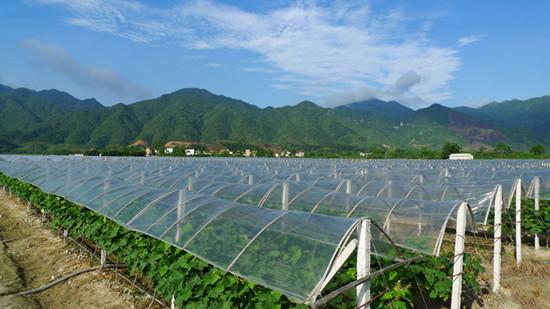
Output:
164,147,174,155
185,149,195,156
449,153,474,160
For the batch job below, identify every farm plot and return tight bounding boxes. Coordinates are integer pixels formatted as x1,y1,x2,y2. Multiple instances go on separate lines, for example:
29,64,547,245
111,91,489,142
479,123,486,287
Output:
0,156,548,308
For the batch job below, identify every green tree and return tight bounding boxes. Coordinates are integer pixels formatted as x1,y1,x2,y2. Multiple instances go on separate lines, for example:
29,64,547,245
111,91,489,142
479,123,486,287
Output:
419,146,439,159
370,147,386,159
441,142,461,159
530,144,545,156
494,142,512,154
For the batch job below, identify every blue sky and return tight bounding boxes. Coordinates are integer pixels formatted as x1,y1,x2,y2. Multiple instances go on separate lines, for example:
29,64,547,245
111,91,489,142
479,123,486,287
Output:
1,1,549,108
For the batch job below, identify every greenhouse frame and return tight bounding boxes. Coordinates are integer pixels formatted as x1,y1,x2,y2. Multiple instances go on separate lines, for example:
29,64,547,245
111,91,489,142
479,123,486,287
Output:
0,155,548,307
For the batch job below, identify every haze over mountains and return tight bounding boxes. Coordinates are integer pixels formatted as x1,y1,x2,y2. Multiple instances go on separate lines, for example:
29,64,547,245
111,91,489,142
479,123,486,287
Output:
0,83,549,153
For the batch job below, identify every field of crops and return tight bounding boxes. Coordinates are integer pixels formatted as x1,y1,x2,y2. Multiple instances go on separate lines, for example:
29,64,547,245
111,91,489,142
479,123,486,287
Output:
0,156,548,308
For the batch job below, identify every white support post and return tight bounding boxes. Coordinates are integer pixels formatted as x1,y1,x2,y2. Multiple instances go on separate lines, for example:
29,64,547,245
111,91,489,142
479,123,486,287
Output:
171,295,176,309
417,209,423,237
345,179,352,194
319,239,358,292
493,185,503,293
515,179,522,265
187,177,193,191
140,171,144,186
534,177,540,251
248,175,254,185
100,249,107,267
296,174,301,182
451,202,467,309
176,190,185,243
282,182,289,211
357,219,371,309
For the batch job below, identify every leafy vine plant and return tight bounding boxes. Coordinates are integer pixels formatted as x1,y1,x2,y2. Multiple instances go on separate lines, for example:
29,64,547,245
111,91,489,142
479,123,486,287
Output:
0,173,483,308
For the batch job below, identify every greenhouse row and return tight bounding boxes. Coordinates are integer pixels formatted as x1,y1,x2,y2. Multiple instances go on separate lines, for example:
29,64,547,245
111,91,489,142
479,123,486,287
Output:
0,155,548,305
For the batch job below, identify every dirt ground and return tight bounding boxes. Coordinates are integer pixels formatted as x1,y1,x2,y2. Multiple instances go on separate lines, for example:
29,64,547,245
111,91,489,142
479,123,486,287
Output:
1,188,548,309
0,190,164,309
478,244,550,309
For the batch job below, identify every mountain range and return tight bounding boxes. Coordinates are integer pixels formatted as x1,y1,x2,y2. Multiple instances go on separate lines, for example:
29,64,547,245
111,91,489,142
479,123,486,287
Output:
1,83,549,153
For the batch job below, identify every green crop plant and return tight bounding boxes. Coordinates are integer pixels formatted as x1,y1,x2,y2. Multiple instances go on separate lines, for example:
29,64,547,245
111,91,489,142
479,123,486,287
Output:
500,198,550,241
0,173,484,308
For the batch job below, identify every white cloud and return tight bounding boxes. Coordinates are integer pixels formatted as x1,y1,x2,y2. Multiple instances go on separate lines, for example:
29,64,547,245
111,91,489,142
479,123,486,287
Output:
34,0,463,106
271,83,293,90
390,70,422,96
182,54,207,60
206,62,223,68
458,34,483,47
242,66,279,74
22,38,150,100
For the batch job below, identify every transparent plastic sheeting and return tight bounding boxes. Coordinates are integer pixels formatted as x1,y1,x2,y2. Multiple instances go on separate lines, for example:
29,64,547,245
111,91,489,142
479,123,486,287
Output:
0,156,484,253
0,159,361,302
0,156,548,302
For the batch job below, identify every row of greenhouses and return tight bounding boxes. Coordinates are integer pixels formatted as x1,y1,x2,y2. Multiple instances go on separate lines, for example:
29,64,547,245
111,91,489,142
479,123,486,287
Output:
0,155,548,306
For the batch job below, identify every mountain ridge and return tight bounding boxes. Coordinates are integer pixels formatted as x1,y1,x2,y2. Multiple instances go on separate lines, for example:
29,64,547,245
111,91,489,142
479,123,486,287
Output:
1,83,549,152
342,98,414,120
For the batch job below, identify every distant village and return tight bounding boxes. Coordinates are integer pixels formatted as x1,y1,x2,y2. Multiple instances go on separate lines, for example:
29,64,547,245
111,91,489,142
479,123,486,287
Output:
77,139,478,160
130,140,306,158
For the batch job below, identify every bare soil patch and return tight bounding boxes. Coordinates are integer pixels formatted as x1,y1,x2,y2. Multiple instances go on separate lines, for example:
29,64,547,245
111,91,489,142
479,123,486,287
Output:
478,244,550,309
0,190,162,309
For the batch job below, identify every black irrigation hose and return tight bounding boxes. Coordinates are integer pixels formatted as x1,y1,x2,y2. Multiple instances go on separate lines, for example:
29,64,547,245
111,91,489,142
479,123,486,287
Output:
1,188,169,308
3,264,128,296
63,235,168,308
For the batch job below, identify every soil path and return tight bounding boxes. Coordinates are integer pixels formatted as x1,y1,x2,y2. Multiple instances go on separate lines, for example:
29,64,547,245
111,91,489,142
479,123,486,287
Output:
0,190,162,309
480,244,550,309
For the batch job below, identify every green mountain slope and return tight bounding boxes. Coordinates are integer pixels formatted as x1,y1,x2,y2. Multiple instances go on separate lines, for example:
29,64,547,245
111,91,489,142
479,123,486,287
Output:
0,87,104,133
89,104,143,148
343,99,414,120
455,96,550,147
132,89,258,144
1,83,549,152
411,104,508,147
0,84,13,94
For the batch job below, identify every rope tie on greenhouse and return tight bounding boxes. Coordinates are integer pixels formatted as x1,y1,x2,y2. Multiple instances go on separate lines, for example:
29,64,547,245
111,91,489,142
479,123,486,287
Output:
451,271,465,280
